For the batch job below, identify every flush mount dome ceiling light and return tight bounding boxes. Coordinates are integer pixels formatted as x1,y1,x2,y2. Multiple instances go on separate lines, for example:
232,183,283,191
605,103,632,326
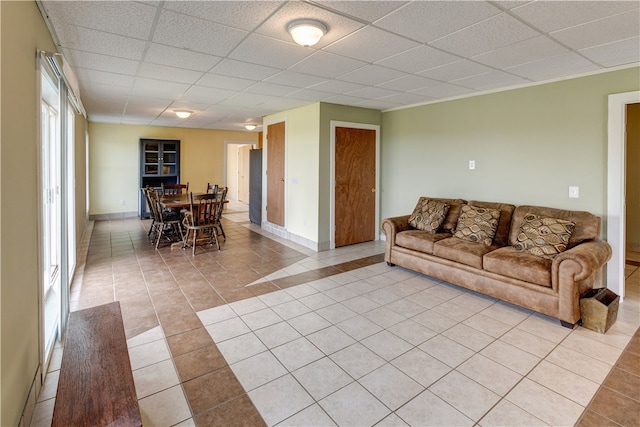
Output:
174,110,192,119
287,19,327,47
244,124,257,131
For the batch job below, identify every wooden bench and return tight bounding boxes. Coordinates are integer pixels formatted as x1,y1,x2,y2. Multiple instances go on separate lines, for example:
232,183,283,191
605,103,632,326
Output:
52,302,142,427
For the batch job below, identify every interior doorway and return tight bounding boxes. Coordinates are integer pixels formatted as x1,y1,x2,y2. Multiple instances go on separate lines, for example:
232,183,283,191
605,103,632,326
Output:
607,91,640,301
266,121,286,227
330,121,380,249
225,141,253,204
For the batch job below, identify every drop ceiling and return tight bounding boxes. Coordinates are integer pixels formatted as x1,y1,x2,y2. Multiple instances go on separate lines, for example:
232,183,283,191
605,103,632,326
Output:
38,1,640,131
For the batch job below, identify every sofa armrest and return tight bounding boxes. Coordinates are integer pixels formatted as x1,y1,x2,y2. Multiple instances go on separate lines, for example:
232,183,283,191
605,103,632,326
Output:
381,215,411,263
552,239,612,283
552,239,612,325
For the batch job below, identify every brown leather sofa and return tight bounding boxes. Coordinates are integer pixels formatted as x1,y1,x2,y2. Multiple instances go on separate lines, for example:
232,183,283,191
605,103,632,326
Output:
381,198,612,328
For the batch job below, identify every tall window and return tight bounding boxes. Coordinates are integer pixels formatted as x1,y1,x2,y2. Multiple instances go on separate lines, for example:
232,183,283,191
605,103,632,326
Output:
40,65,61,365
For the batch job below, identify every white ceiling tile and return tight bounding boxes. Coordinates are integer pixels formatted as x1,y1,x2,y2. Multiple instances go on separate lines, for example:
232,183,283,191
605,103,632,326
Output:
43,1,157,39
138,63,204,85
145,44,222,72
430,13,541,58
196,74,256,91
511,1,640,33
80,82,131,98
579,37,640,67
377,75,437,92
180,86,236,104
375,45,460,74
409,82,475,99
153,10,248,56
505,52,602,81
265,71,327,88
261,97,312,111
354,98,402,110
325,26,419,63
125,96,173,116
212,59,281,81
245,82,299,97
220,92,281,108
254,1,365,49
316,1,408,23
324,94,368,106
56,26,147,60
551,10,640,51
307,79,366,95
418,60,493,82
76,68,135,87
130,77,190,98
229,34,312,69
471,36,568,69
64,50,139,75
375,1,501,43
346,86,398,99
87,114,122,124
337,65,407,86
163,1,285,31
378,92,434,106
285,88,335,101
452,70,529,90
289,51,366,78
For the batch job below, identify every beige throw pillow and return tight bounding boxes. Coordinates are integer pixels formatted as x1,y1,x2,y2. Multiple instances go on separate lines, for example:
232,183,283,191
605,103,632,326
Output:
453,205,501,246
514,213,575,259
408,198,450,233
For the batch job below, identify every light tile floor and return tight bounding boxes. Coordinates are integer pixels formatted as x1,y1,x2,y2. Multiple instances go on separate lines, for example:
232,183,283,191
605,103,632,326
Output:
31,202,640,426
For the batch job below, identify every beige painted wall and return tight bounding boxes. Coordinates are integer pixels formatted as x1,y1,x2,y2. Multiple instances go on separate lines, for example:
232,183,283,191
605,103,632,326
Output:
381,67,640,238
0,2,88,425
88,123,257,215
626,103,640,248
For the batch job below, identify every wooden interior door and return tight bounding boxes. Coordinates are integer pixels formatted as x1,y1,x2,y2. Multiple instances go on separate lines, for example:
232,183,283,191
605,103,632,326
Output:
238,145,250,203
335,127,376,247
267,122,285,226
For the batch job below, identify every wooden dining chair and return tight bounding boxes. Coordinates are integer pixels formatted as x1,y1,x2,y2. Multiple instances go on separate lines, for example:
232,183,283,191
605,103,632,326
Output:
215,186,229,240
206,183,218,194
161,182,189,195
181,193,223,255
147,188,183,249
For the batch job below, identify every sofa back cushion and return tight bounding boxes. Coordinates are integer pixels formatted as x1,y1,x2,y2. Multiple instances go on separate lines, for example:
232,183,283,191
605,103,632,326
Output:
509,205,600,248
468,201,516,247
408,198,451,233
409,197,467,232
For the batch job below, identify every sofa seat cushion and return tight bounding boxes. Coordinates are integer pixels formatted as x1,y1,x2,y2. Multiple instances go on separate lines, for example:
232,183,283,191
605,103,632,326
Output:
434,237,498,269
396,230,452,254
483,246,552,287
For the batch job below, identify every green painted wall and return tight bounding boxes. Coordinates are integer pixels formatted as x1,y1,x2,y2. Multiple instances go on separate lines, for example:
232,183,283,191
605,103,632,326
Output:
265,102,381,246
626,103,640,248
319,103,381,246
381,67,640,236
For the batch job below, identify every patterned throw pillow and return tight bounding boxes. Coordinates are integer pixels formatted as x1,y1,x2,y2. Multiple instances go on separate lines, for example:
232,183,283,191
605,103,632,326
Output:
514,214,575,259
453,205,501,246
408,197,450,233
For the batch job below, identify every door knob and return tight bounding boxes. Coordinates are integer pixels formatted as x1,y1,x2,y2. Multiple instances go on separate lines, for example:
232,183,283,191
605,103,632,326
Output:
281,178,285,182
371,188,376,193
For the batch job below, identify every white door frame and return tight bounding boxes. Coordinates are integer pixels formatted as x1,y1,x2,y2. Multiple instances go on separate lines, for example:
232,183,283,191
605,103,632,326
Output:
223,140,255,201
330,121,381,249
607,90,640,301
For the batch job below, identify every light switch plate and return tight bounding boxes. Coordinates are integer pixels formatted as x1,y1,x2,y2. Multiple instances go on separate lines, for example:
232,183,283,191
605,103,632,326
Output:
469,160,475,170
569,186,579,198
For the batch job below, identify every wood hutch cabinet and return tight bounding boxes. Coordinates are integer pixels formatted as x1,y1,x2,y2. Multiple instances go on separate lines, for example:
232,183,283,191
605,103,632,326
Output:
139,138,180,218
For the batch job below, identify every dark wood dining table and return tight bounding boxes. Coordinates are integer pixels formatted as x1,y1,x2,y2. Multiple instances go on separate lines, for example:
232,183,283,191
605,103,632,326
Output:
159,192,228,210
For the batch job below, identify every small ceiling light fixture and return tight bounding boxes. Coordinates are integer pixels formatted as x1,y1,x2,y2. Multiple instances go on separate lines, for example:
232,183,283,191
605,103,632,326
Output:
174,110,192,119
287,19,327,47
244,124,257,131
